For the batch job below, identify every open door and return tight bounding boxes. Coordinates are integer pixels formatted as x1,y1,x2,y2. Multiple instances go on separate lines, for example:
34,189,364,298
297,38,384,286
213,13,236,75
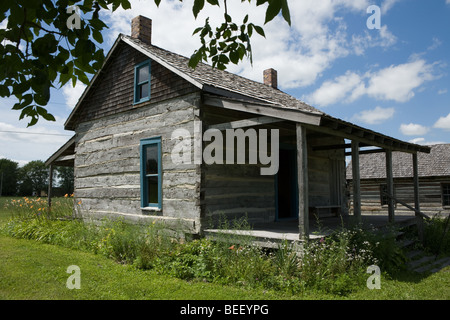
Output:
276,148,298,220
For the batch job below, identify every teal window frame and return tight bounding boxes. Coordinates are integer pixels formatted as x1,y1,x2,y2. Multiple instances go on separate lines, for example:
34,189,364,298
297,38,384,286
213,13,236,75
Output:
140,137,162,209
134,60,151,104
442,183,450,207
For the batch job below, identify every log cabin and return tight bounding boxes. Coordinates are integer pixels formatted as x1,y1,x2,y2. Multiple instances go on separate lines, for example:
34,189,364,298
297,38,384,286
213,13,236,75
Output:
46,16,431,240
347,143,450,217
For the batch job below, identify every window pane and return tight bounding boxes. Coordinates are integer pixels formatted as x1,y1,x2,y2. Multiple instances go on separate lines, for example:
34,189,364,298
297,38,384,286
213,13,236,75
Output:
139,83,149,99
147,176,158,204
444,184,450,206
146,144,158,174
137,65,149,83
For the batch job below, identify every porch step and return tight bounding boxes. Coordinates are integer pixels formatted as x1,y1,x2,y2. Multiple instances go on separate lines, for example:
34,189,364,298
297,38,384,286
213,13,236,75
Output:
404,247,450,273
203,228,305,250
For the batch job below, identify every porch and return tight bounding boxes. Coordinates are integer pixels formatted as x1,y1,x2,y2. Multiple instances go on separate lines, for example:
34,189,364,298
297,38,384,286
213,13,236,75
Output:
203,213,418,248
202,95,431,243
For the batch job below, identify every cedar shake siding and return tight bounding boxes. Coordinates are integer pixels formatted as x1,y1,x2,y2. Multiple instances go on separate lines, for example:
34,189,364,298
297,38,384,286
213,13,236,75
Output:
67,42,198,129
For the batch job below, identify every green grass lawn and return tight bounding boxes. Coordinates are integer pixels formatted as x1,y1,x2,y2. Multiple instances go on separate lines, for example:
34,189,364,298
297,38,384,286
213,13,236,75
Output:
0,235,293,300
0,196,449,300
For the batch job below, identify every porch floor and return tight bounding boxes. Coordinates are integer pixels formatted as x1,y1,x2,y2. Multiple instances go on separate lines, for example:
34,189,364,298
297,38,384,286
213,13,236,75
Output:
203,213,417,246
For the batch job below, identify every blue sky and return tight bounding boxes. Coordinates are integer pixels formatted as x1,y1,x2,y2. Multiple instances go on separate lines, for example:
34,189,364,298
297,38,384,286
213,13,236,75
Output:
0,0,449,166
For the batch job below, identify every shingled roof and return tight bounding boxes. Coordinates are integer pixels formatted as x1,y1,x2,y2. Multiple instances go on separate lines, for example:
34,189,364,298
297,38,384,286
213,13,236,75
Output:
122,34,323,115
63,31,430,154
347,144,450,180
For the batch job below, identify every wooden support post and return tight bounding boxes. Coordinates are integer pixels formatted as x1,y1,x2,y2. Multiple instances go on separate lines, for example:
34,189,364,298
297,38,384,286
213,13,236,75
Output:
296,124,309,240
385,150,395,223
47,165,53,210
413,153,424,242
351,140,361,222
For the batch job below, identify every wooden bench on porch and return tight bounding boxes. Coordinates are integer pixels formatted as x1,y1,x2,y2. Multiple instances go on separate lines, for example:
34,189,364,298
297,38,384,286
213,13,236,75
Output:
310,205,341,218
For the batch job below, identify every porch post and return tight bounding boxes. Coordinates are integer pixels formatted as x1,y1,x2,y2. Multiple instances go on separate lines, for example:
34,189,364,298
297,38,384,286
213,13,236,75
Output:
413,152,424,241
47,164,53,209
385,149,395,223
296,124,309,240
351,140,361,222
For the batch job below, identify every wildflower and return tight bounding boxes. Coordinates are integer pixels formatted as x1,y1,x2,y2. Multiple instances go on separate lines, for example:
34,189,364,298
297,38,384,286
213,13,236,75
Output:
64,194,68,198
229,245,235,250
77,201,82,205
320,237,325,244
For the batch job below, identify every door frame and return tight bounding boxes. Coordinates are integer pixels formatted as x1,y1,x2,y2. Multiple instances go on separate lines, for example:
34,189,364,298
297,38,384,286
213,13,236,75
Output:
275,144,298,221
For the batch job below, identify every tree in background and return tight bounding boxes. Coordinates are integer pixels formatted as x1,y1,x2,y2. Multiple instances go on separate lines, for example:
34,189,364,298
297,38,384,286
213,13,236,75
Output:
0,158,19,196
56,165,74,195
18,160,48,196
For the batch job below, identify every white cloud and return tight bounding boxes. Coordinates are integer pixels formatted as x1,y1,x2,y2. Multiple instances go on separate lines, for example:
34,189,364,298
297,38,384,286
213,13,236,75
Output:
352,106,395,125
438,89,447,95
302,71,362,107
433,113,450,130
305,59,436,106
381,0,402,14
100,0,398,90
63,82,86,109
399,123,430,136
366,59,435,102
408,137,445,146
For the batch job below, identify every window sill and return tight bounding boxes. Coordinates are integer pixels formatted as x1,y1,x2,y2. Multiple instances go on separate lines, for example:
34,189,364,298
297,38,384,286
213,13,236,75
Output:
141,207,162,212
133,97,150,106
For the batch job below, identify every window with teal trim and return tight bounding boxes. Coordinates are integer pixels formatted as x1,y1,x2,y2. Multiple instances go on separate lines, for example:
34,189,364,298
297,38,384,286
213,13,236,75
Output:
140,137,161,209
443,183,450,207
134,60,151,103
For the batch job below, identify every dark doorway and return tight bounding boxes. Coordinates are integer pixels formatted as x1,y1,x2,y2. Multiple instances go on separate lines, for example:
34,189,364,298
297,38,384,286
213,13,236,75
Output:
276,148,298,220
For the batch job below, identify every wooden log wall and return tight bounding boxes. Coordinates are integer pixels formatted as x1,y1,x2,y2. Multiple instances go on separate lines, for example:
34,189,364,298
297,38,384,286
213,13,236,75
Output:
307,135,347,214
347,177,450,216
74,92,203,233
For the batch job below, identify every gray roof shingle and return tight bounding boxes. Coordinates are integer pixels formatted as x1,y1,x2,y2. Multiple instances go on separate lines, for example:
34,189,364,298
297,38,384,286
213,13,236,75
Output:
347,144,450,179
123,35,323,115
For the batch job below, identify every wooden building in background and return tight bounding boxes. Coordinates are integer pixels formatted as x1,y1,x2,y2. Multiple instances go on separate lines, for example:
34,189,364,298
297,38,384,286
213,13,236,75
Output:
347,144,450,217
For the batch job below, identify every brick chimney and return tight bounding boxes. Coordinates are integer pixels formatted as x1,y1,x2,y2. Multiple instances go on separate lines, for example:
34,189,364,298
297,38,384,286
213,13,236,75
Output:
131,16,152,45
263,68,278,89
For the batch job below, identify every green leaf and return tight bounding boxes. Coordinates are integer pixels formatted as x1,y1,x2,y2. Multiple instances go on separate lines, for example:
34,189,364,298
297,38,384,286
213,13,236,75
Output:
229,50,239,64
264,0,282,24
121,0,132,10
188,49,204,69
36,106,56,121
193,26,203,35
281,0,291,26
206,0,219,5
27,116,38,127
19,106,33,120
193,0,205,19
74,68,90,85
92,29,103,43
254,25,265,37
0,85,10,97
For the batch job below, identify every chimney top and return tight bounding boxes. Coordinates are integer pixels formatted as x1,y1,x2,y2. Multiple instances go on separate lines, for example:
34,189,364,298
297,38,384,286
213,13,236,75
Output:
131,16,152,45
263,68,278,89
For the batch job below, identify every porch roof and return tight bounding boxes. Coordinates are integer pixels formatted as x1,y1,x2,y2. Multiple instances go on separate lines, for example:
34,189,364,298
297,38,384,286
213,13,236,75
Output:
44,135,75,167
63,33,430,155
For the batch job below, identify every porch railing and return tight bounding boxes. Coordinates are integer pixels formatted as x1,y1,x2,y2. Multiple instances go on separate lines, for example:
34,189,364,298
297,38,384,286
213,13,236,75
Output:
381,191,431,221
